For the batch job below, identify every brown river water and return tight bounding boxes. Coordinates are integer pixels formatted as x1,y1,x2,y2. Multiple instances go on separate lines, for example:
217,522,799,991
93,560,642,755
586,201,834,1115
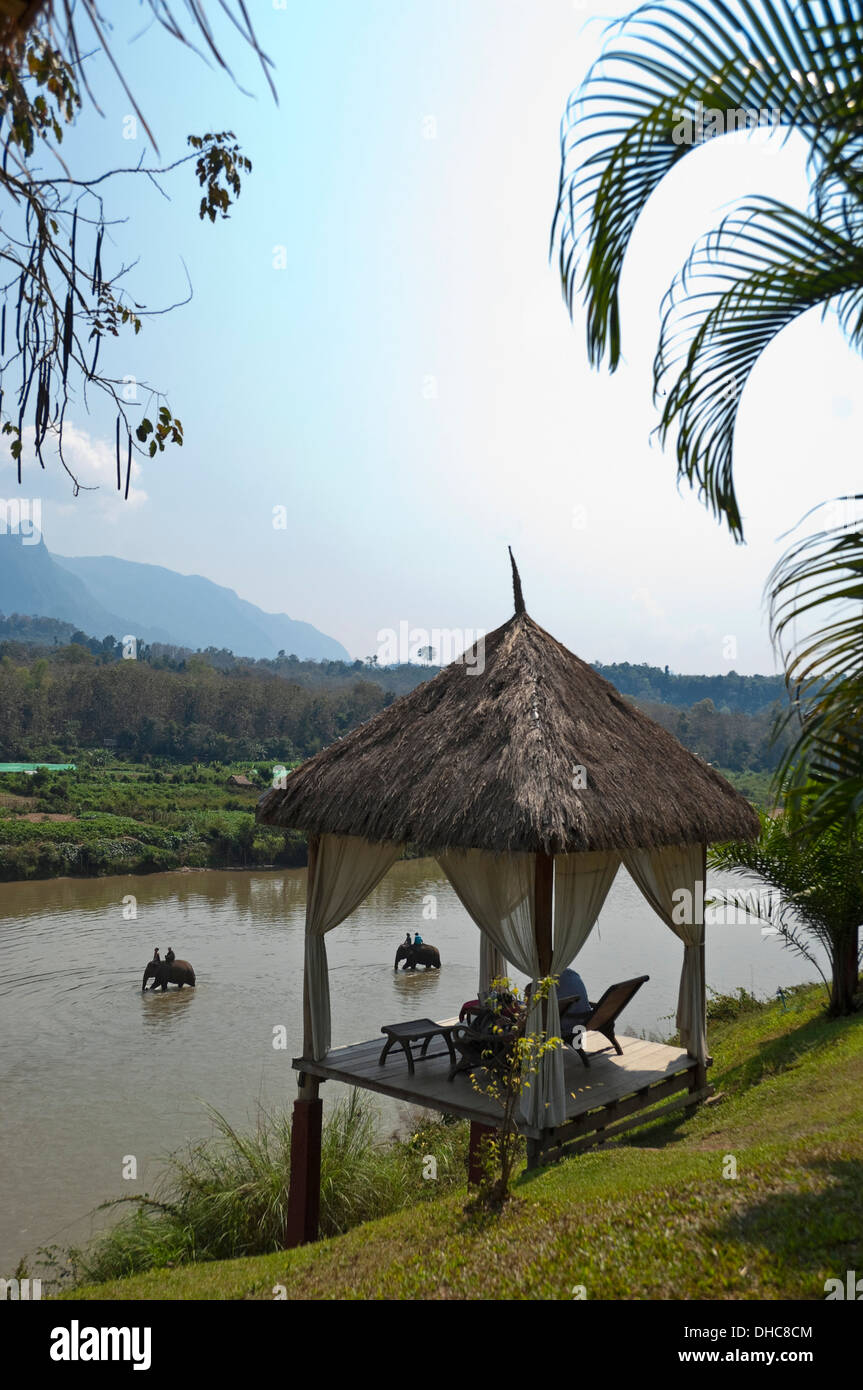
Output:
0,859,821,1269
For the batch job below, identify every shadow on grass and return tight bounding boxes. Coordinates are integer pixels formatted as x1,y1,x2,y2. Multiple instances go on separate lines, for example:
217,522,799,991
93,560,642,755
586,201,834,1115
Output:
514,1164,550,1189
617,1108,696,1150
717,1009,859,1094
457,1191,527,1236
710,1156,863,1277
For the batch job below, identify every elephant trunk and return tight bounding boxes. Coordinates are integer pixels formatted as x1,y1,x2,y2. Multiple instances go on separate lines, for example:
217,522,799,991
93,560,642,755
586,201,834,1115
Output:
141,968,150,991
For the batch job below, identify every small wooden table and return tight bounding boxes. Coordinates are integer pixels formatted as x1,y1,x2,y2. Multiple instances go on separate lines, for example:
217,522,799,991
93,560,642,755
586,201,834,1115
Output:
379,1018,457,1075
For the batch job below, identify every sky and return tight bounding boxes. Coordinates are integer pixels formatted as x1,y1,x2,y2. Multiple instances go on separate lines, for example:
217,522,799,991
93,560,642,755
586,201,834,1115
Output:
4,0,862,673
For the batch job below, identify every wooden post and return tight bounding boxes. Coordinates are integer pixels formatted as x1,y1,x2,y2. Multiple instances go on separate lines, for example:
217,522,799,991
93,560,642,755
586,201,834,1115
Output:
285,835,323,1247
530,849,556,1150
534,850,554,976
693,844,708,1091
534,849,554,1045
286,1079,322,1246
468,1121,497,1186
301,836,319,1056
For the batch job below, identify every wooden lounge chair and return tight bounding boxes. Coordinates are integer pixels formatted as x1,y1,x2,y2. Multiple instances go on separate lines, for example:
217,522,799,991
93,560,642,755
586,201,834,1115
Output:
559,974,649,1068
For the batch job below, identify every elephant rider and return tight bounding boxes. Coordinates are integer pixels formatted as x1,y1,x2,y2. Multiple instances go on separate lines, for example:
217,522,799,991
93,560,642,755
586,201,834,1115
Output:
402,933,412,948
165,947,175,966
414,931,424,946
152,947,161,963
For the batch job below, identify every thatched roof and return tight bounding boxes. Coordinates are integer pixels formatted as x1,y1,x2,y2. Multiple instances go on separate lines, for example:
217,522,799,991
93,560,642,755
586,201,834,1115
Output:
257,580,759,855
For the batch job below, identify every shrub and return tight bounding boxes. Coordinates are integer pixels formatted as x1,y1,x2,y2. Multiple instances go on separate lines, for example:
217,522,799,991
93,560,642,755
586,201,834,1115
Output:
705,986,767,1023
57,1094,468,1286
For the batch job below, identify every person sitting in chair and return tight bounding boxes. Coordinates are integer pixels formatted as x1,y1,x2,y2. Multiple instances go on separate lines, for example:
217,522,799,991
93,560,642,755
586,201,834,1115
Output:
557,966,590,1044
165,947,175,966
484,983,520,1025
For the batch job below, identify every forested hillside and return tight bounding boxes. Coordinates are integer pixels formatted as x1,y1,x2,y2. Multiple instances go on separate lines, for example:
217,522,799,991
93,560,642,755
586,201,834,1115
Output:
0,635,787,773
0,652,386,763
591,662,785,713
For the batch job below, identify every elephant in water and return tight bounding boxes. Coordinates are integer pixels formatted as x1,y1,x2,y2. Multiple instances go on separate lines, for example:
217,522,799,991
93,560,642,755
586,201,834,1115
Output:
394,942,441,971
142,959,196,992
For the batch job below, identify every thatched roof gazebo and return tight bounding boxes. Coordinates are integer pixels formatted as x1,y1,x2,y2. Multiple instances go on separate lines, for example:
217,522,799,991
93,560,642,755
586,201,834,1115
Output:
257,554,759,1244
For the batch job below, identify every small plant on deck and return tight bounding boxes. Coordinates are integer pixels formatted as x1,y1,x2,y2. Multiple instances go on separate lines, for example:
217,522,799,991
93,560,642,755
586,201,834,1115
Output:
466,976,563,1208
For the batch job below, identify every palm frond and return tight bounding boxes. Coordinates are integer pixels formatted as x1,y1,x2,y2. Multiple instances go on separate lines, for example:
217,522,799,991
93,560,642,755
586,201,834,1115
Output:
654,203,863,535
769,499,863,829
552,0,863,371
708,807,862,998
708,867,830,989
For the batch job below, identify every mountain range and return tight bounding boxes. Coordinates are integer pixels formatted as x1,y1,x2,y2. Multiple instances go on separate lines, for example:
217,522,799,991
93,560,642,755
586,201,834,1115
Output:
0,532,350,661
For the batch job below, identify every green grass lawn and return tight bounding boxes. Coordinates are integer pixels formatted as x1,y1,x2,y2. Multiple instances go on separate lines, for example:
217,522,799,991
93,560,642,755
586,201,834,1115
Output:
64,983,863,1301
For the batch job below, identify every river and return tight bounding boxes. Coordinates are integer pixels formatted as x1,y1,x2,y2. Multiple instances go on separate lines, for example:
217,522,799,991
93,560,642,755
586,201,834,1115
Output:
0,859,824,1269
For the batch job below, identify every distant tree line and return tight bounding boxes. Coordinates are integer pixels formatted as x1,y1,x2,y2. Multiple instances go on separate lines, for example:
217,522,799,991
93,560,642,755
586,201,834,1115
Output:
0,615,434,694
0,635,786,773
592,662,786,714
632,697,786,774
0,652,389,764
1,614,788,711
0,614,80,646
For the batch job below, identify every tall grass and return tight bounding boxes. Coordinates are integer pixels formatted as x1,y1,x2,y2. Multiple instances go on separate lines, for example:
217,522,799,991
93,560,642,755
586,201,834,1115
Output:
57,1093,468,1287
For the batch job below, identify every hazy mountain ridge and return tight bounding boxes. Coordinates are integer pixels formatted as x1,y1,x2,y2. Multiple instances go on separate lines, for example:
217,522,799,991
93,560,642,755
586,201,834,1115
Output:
0,533,350,660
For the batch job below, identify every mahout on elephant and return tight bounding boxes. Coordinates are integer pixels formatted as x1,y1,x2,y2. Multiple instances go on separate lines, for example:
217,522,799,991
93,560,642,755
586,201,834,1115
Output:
394,942,441,971
142,956,196,991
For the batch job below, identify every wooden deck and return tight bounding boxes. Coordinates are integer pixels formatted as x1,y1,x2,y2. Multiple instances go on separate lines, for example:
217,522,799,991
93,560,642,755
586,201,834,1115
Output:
294,1020,711,1163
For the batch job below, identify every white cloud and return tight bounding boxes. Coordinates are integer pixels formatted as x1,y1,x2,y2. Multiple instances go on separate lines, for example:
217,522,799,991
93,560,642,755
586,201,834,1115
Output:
0,423,148,512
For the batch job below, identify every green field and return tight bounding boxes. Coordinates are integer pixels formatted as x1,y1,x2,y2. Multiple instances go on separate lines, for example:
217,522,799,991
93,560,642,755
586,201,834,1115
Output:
62,982,862,1301
0,759,304,880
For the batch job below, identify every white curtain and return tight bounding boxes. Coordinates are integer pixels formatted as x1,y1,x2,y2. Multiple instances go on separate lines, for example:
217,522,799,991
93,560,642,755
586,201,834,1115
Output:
554,851,621,968
479,932,507,999
438,849,537,972
438,848,541,1112
622,843,707,1061
439,848,619,1129
541,850,621,1124
305,833,402,1059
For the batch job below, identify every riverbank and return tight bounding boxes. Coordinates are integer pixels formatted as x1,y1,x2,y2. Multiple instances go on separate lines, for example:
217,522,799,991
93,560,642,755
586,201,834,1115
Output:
0,760,306,881
0,758,769,883
60,982,863,1299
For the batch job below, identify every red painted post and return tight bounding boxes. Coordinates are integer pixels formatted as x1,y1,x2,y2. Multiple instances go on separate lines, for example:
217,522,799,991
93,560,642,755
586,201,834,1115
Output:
468,1121,497,1186
285,1094,323,1247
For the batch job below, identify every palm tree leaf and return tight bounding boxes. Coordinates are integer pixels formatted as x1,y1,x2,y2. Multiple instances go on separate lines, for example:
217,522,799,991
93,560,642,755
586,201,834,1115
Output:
553,0,863,370
769,499,863,829
653,202,863,534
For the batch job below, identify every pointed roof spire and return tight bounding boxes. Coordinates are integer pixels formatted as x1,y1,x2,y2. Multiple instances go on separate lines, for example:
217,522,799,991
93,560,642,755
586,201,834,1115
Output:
508,546,526,616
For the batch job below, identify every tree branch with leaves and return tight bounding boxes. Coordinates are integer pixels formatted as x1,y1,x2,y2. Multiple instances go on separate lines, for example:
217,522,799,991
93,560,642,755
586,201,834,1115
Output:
0,2,271,498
